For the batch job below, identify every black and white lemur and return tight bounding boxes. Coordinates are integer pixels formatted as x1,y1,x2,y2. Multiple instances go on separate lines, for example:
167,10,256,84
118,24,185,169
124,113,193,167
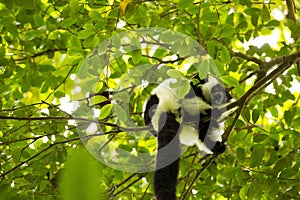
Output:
144,74,231,200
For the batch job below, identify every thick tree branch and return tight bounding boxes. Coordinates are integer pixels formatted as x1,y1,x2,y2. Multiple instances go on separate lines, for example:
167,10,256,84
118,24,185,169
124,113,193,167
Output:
286,0,297,22
223,51,300,142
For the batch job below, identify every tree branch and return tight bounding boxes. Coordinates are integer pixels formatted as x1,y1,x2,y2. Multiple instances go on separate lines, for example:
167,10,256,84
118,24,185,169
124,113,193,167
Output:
223,51,300,142
286,0,297,22
180,154,217,200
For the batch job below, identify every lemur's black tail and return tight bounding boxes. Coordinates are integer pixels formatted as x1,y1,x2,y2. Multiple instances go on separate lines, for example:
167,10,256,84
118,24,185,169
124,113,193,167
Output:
154,112,181,200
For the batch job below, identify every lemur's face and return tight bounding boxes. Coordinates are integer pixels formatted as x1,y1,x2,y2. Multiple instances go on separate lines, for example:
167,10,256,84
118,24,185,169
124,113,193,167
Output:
210,84,230,106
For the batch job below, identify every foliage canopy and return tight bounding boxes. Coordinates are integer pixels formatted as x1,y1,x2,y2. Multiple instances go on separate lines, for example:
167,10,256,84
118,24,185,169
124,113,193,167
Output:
0,0,299,199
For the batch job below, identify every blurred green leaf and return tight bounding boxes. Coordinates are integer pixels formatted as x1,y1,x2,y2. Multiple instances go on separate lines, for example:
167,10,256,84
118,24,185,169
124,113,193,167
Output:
60,147,106,200
113,103,128,122
220,46,230,64
236,147,246,163
167,69,185,78
177,0,193,9
89,10,102,20
249,144,265,167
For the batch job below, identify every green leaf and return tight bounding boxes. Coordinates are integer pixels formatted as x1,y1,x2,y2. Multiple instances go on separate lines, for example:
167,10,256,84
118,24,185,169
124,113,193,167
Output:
118,144,132,152
99,104,112,119
37,64,56,72
236,147,245,163
83,34,99,48
284,110,294,126
236,170,251,185
89,10,102,20
113,103,128,122
248,182,262,199
282,90,295,100
177,0,193,9
131,49,142,65
251,14,258,27
62,18,77,27
239,183,249,200
220,45,231,64
69,0,80,13
54,91,65,98
244,8,260,15
265,151,279,166
196,59,210,79
266,20,280,27
201,7,218,22
41,81,50,93
136,146,149,153
253,134,268,142
269,106,278,117
112,36,121,49
153,48,169,59
245,30,252,41
249,144,265,168
178,80,190,99
167,69,185,78
223,167,239,178
239,0,252,7
206,40,217,57
261,4,270,22
221,25,235,38
33,13,44,26
0,46,5,57
221,75,239,87
236,14,248,30
69,35,82,51
252,109,260,123
279,167,298,179
12,89,23,100
90,95,108,106
78,29,95,39
4,19,18,36
273,157,291,175
24,30,44,40
160,31,176,43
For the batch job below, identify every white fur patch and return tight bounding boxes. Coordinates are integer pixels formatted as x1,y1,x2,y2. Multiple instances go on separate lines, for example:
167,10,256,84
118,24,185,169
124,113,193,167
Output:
195,140,213,154
208,128,222,142
179,125,199,146
179,125,214,154
152,78,180,112
151,79,181,131
201,76,219,102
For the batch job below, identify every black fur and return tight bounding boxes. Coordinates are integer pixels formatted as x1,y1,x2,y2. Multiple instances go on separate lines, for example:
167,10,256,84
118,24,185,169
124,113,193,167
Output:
144,95,159,136
154,111,180,200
